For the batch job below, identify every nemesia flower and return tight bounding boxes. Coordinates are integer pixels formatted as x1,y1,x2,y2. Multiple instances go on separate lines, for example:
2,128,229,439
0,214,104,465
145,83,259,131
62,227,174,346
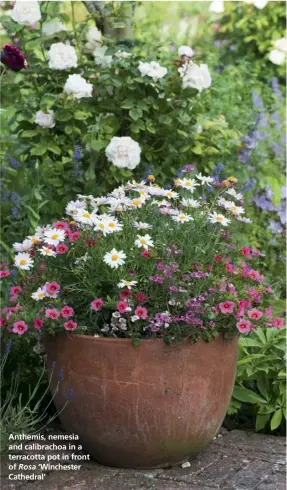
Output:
61,306,74,318
64,320,77,331
91,298,104,311
135,306,148,319
134,234,154,250
103,249,126,269
219,301,235,314
14,253,34,270
272,317,285,329
39,247,57,257
117,301,129,313
12,320,28,335
117,280,138,289
34,318,44,330
45,308,60,320
56,243,68,254
236,319,251,333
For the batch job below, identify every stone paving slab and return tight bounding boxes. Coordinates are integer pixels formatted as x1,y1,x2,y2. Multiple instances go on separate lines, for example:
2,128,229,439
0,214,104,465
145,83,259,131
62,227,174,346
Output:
1,429,286,490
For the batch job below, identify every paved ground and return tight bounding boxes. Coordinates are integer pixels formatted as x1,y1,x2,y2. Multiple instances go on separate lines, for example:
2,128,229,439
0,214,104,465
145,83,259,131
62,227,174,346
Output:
1,429,286,490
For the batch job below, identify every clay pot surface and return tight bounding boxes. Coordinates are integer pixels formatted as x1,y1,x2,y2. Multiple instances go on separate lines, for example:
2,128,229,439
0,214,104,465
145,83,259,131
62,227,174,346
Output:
45,333,238,468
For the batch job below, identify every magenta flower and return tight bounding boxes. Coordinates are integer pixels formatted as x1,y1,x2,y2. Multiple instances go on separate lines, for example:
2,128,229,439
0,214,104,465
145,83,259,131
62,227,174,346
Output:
61,306,74,318
1,44,27,72
12,320,28,335
68,230,81,242
45,282,60,296
265,306,273,318
247,309,263,321
34,317,44,330
64,320,77,331
135,306,148,320
219,301,235,314
135,293,147,302
117,301,129,313
91,298,104,311
45,308,60,320
241,247,251,258
56,243,68,254
53,221,70,230
236,319,251,333
120,290,131,300
272,317,285,329
10,286,22,296
0,270,10,278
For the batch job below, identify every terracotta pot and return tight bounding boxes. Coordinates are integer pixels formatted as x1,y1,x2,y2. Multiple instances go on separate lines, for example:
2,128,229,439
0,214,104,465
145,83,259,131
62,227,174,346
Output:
44,333,238,469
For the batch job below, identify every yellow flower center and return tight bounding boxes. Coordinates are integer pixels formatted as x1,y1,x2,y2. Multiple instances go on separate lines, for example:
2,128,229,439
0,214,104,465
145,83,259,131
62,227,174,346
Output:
19,259,27,265
140,239,147,244
108,222,116,228
179,215,186,220
216,216,224,222
83,212,91,218
185,181,191,187
31,238,38,243
38,292,45,297
98,223,105,229
166,192,173,197
138,190,145,196
50,234,59,240
132,199,141,206
111,254,119,261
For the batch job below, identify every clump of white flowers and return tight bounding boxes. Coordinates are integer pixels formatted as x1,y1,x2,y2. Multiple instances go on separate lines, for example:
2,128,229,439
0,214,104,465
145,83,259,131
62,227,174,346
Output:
209,1,225,14
85,26,102,51
35,110,55,129
48,43,78,70
243,0,268,9
11,0,41,26
105,137,141,170
93,46,113,68
64,74,93,99
269,37,287,66
42,21,67,37
178,46,194,58
115,50,132,59
178,62,212,92
138,61,168,82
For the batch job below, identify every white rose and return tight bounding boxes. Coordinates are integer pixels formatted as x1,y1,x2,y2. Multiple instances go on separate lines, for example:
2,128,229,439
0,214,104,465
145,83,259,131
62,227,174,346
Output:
11,0,41,26
42,21,67,37
105,137,141,170
253,0,268,8
115,50,132,59
274,38,287,54
179,62,212,92
48,43,78,70
138,61,168,82
35,110,55,129
85,26,102,51
178,46,194,58
93,46,113,68
64,74,93,99
268,49,286,66
209,1,225,14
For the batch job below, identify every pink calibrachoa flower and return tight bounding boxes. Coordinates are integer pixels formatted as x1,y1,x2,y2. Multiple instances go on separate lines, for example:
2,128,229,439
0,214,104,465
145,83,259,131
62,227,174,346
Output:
64,320,77,331
45,308,60,320
56,243,68,254
61,306,74,318
241,247,251,258
272,317,285,329
141,250,152,258
68,230,81,242
34,317,44,330
225,263,235,273
248,269,263,282
247,309,263,320
135,306,148,319
209,321,216,327
117,301,129,313
236,319,251,334
0,270,10,278
214,255,223,262
45,282,60,296
265,306,273,318
120,289,131,300
91,298,104,311
12,320,28,335
10,286,22,296
219,301,235,314
9,295,18,303
135,293,147,303
0,262,9,269
0,318,7,327
53,221,70,230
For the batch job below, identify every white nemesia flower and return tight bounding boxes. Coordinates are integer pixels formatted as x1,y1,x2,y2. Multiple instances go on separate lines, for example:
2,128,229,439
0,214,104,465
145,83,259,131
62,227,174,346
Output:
94,46,113,68
209,1,224,14
44,228,66,246
178,45,194,57
85,26,102,51
48,43,78,70
115,50,132,59
172,213,193,223
105,136,141,170
103,249,126,269
31,287,46,301
134,234,154,250
269,50,286,66
13,239,33,253
181,198,200,208
64,74,93,99
133,221,152,230
226,188,243,201
11,1,41,26
179,62,211,92
274,38,287,54
208,212,231,227
35,110,55,129
196,173,214,186
42,21,67,36
117,280,138,289
39,247,57,257
138,61,168,82
14,252,34,270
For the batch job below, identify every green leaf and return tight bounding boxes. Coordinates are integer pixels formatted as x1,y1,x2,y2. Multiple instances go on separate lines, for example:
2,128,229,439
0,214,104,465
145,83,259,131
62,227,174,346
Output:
56,110,72,122
129,108,143,121
30,146,47,156
257,373,270,400
21,130,39,138
256,413,271,432
121,100,134,109
270,409,283,431
192,146,203,155
90,139,106,151
74,111,90,120
232,386,267,404
48,145,62,155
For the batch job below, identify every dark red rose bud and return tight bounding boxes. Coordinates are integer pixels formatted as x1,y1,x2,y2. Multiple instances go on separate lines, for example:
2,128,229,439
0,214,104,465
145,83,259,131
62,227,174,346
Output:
1,44,27,72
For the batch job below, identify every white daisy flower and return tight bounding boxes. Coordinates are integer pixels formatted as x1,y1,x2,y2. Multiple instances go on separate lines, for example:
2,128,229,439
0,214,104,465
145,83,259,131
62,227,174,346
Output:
103,249,126,269
196,173,214,186
95,217,123,235
117,279,138,289
133,221,152,230
172,213,194,223
157,199,172,207
229,204,245,216
134,234,154,250
39,247,57,257
31,287,46,301
44,228,66,246
237,216,252,223
177,178,199,192
217,197,233,210
208,212,231,227
66,200,86,216
164,190,179,199
28,235,41,245
181,198,200,208
13,239,33,252
130,197,146,208
14,252,34,270
226,188,243,201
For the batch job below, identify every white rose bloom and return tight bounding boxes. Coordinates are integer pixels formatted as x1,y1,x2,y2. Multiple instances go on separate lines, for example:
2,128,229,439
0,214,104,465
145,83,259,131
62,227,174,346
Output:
274,38,287,54
42,21,67,37
94,46,113,68
253,0,268,8
179,62,212,92
115,50,132,59
48,43,78,70
105,137,141,170
138,61,168,82
64,74,93,99
268,49,285,65
178,46,194,58
209,1,225,14
85,26,102,51
11,1,41,26
35,110,55,129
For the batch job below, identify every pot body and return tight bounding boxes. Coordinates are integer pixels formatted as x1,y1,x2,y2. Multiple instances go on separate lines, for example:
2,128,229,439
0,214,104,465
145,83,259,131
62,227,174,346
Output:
45,333,238,468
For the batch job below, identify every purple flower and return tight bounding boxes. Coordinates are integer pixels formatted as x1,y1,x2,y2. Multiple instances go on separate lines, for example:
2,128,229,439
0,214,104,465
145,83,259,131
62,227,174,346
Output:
267,220,282,233
271,77,283,100
1,44,27,72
